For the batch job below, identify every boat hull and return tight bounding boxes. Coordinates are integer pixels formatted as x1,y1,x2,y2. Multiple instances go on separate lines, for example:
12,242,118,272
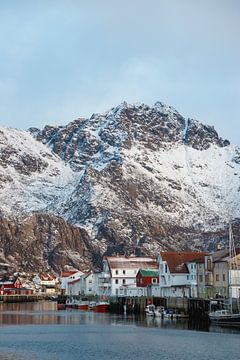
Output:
210,314,240,326
57,303,66,311
93,303,110,313
78,304,89,311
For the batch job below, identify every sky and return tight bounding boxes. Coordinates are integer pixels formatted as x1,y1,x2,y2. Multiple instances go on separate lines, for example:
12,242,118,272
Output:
0,0,239,144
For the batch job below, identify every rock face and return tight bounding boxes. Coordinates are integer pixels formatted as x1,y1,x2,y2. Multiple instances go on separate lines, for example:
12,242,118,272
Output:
0,101,240,271
0,213,99,272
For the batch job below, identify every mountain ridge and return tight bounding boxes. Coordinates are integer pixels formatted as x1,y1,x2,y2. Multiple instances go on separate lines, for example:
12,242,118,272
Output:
0,101,239,272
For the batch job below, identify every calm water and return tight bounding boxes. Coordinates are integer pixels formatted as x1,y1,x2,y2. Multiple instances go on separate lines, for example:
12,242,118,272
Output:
0,302,240,360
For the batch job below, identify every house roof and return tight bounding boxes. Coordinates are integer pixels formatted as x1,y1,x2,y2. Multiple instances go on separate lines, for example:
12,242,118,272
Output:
211,248,240,262
0,275,19,285
105,256,158,271
61,270,79,278
39,274,56,281
160,252,206,274
138,269,159,277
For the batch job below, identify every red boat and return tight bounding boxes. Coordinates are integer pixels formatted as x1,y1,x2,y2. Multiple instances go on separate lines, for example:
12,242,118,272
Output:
57,303,66,311
93,300,110,313
78,300,89,311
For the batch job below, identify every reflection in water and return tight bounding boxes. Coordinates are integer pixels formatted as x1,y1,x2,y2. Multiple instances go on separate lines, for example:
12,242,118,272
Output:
0,301,239,334
0,302,240,360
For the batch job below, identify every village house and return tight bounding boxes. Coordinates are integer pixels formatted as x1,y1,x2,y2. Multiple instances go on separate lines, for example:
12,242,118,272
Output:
136,269,159,287
32,274,59,294
60,269,84,295
136,268,160,297
0,275,33,295
158,252,206,298
99,256,158,297
197,249,240,299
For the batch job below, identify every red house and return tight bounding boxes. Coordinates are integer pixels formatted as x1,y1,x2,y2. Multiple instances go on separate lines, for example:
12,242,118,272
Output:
136,269,159,287
0,276,26,295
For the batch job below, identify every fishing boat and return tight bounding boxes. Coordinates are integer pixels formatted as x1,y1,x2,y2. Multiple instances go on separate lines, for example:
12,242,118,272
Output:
209,223,240,326
65,297,79,309
78,297,89,310
93,300,110,313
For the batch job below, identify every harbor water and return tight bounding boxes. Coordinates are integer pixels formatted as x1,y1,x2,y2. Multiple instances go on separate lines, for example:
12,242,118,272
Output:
0,302,239,360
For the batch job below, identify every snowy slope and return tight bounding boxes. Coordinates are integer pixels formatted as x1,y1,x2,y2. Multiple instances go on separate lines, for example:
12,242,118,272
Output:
0,101,240,266
0,126,79,215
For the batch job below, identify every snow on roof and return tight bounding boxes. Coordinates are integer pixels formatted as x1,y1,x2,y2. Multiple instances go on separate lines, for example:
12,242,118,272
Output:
106,256,157,270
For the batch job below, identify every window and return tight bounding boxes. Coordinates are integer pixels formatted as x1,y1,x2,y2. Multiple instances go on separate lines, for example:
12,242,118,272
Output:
152,278,157,284
115,279,118,284
140,278,143,284
216,274,219,282
122,279,126,285
123,270,126,275
187,275,189,280
165,264,168,273
207,258,212,271
223,274,226,282
115,270,118,275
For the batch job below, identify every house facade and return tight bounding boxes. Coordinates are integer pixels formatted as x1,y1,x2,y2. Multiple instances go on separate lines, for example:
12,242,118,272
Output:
158,252,206,298
136,269,159,287
60,270,84,295
32,274,58,294
197,249,240,299
99,256,158,297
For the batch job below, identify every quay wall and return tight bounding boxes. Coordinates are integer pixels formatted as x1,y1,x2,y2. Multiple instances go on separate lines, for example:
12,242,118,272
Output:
0,294,53,303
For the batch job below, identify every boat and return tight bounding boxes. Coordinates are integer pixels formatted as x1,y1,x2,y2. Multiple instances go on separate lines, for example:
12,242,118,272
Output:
209,309,240,325
89,301,97,310
209,223,240,326
66,297,79,309
163,309,177,319
78,297,89,311
57,303,66,310
145,304,155,316
154,306,164,317
93,300,110,313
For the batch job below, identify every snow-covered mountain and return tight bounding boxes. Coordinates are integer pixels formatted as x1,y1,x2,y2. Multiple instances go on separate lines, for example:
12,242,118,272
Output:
0,102,240,271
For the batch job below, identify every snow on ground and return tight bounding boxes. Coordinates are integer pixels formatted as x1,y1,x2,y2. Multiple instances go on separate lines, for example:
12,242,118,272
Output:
121,142,240,231
0,126,80,215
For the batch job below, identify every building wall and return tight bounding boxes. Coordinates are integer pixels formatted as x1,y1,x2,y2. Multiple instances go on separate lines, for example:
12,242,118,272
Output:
136,274,159,287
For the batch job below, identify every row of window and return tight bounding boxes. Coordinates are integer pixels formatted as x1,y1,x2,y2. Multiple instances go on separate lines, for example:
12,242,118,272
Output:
114,270,137,275
115,279,136,285
199,274,226,283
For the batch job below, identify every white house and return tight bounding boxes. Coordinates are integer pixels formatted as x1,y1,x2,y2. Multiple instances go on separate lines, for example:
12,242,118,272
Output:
158,252,206,298
80,272,99,296
60,270,84,295
99,256,158,297
32,274,58,294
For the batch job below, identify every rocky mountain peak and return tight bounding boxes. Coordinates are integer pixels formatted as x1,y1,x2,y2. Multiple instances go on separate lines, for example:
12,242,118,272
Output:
0,101,239,272
185,118,230,150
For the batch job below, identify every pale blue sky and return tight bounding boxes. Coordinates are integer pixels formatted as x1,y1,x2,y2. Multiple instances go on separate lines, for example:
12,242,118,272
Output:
0,0,239,144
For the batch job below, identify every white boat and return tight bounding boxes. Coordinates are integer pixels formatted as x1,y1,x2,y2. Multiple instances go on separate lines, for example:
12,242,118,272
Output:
154,306,165,317
209,309,240,326
163,309,177,319
145,304,155,316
